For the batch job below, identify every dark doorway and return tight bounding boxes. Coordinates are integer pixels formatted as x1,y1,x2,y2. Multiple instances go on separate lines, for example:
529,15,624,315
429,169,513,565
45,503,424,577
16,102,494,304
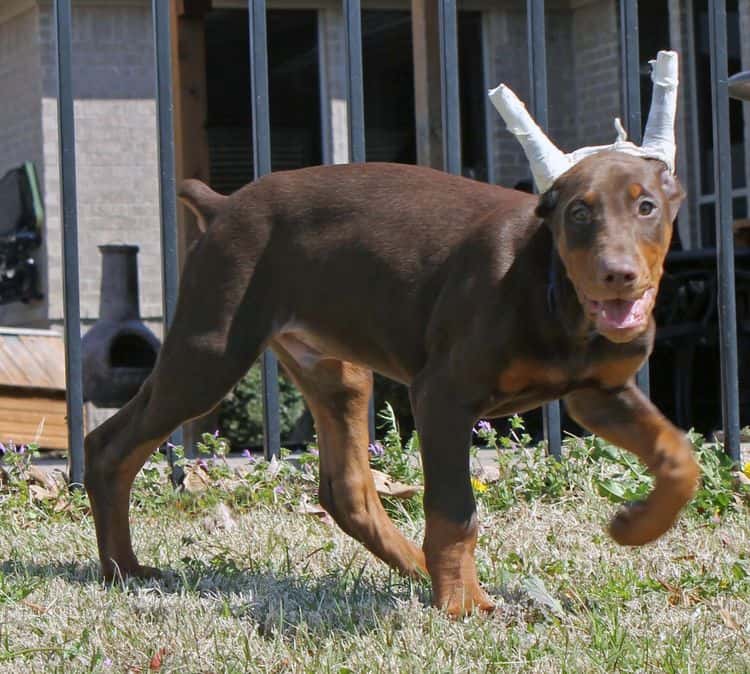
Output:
362,11,416,163
361,10,487,177
204,9,322,194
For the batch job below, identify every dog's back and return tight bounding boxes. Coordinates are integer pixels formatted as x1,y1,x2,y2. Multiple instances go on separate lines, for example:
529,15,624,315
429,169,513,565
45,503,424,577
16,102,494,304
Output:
182,163,539,262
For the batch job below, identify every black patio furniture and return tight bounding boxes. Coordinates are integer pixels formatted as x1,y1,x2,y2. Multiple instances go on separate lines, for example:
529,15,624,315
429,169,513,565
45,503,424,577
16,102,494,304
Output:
0,162,44,305
653,248,750,430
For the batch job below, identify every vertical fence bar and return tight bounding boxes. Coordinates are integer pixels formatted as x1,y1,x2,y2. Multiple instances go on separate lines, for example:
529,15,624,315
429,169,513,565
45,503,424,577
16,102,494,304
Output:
317,14,332,166
526,0,561,458
619,0,642,144
342,0,375,440
619,0,650,396
248,0,281,460
152,1,184,471
153,1,180,329
344,0,366,164
527,0,548,124
438,0,461,175
708,0,740,461
54,0,85,487
685,1,704,249
481,13,496,185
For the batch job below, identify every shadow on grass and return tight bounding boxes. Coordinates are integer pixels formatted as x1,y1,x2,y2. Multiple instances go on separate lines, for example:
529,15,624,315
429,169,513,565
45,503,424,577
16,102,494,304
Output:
0,555,434,636
1,559,101,585
163,556,434,636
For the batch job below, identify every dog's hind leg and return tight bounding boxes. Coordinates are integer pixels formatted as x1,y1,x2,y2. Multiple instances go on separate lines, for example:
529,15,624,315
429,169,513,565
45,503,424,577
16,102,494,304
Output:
273,341,427,578
84,234,272,580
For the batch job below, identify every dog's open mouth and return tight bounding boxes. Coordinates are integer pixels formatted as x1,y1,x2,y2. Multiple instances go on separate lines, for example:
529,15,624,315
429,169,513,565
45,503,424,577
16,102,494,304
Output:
584,288,655,335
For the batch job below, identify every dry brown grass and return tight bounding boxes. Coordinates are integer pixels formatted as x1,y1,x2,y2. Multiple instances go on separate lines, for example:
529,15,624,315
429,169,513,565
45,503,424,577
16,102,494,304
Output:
0,498,748,671
1,441,750,672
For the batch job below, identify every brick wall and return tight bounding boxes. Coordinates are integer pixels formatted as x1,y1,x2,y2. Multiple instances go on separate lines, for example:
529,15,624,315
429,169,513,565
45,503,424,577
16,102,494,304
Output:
485,8,532,188
485,2,619,189
570,0,622,147
38,0,163,333
0,7,43,178
546,10,577,152
0,5,46,326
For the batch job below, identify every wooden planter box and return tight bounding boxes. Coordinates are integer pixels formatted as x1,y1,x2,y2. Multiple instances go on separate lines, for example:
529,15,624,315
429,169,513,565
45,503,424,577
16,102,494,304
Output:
0,328,70,451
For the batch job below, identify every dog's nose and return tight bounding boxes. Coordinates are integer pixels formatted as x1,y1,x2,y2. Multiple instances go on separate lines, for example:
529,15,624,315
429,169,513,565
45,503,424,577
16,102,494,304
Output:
599,258,638,289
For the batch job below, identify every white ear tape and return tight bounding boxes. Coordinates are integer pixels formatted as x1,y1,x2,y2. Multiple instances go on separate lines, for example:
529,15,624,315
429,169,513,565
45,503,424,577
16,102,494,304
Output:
641,50,679,173
487,84,571,193
488,50,679,192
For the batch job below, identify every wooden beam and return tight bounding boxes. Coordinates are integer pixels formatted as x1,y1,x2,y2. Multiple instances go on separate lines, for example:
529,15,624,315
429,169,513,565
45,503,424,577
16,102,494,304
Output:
171,0,216,451
171,0,211,264
411,0,444,169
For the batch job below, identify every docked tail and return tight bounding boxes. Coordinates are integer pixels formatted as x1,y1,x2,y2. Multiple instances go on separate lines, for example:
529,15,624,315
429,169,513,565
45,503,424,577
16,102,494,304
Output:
178,179,227,233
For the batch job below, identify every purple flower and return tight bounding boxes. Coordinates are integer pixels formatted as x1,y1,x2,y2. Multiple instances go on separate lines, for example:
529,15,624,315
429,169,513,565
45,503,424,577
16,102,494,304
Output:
308,447,319,456
242,448,252,458
474,420,492,435
166,441,177,450
213,429,220,438
196,458,207,469
0,442,6,455
273,485,284,495
103,658,112,668
16,444,26,454
368,442,385,457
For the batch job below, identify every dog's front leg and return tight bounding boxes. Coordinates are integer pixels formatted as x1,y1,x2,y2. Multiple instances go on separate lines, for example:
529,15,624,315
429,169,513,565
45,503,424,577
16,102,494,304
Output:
410,378,494,616
564,384,700,545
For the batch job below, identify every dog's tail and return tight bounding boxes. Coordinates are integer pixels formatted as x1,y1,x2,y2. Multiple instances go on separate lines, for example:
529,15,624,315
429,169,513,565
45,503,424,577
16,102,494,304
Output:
178,179,226,233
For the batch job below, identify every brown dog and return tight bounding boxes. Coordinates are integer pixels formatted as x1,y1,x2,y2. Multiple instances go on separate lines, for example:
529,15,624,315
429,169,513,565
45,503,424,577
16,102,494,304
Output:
84,152,699,616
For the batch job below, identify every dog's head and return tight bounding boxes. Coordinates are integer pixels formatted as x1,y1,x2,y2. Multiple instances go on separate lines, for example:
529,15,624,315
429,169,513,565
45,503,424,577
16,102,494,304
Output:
535,151,684,343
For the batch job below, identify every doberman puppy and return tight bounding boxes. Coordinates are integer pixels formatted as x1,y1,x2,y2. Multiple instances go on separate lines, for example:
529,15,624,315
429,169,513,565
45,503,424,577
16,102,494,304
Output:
84,152,699,616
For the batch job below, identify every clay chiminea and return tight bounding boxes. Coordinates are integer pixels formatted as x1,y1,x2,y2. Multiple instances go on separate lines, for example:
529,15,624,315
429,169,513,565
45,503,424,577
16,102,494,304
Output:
82,244,160,407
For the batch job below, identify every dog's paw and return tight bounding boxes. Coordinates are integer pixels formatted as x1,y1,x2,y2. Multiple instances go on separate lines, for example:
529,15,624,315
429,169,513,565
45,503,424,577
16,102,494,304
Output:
130,564,163,580
608,501,664,546
434,584,496,618
103,563,163,583
443,596,496,619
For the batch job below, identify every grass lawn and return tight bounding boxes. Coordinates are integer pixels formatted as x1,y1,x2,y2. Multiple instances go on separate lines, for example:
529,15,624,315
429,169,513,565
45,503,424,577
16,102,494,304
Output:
2,419,750,673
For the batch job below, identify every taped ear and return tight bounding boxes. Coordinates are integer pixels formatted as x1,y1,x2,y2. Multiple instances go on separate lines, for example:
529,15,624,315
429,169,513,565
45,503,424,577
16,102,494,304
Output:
535,189,559,220
659,168,685,222
489,50,678,192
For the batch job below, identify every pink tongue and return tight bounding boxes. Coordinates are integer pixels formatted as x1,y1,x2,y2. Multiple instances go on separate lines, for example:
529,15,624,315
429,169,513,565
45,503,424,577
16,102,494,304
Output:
599,298,640,329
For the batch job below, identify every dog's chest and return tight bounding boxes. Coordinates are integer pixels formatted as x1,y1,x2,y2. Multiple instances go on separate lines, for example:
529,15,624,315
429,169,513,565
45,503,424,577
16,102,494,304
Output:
481,359,572,417
481,349,645,417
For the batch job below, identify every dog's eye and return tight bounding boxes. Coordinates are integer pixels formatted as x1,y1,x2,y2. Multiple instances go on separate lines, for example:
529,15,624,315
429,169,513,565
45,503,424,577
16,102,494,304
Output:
569,203,591,225
638,200,656,216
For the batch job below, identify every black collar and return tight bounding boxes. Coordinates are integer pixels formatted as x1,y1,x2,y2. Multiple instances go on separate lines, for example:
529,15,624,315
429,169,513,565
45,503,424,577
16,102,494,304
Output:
547,249,561,318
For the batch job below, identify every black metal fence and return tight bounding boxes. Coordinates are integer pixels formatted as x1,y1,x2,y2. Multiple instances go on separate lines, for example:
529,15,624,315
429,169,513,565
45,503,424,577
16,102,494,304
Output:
54,0,742,488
